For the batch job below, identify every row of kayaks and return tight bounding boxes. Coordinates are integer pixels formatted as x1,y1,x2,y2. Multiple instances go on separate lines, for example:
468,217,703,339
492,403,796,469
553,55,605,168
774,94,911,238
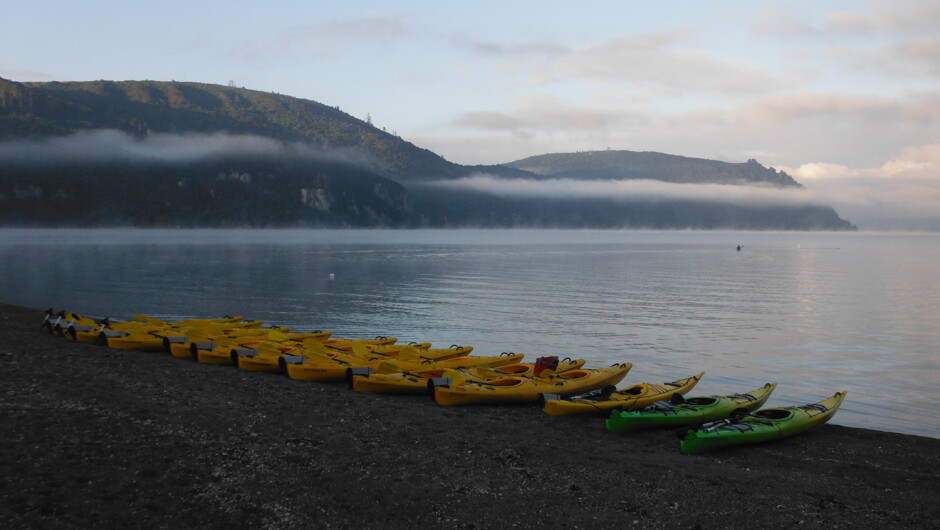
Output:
41,309,846,453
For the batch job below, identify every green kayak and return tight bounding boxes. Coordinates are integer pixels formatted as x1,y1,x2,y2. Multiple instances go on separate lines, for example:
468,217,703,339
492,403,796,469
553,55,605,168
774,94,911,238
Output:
606,383,777,433
679,391,846,454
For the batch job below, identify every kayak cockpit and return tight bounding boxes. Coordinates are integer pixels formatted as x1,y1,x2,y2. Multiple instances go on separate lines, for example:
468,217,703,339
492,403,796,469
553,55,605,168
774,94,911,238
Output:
686,397,718,406
618,383,649,396
754,409,793,420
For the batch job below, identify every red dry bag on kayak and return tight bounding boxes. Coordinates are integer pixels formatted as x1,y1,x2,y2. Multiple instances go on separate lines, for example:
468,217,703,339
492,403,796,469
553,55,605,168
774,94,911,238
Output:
534,356,559,376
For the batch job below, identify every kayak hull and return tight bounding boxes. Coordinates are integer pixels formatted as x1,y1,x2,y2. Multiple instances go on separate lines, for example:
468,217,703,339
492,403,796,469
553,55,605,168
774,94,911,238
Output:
197,348,234,365
288,353,526,383
433,363,631,406
285,362,350,381
104,334,166,352
606,383,777,432
236,352,284,372
353,358,585,395
680,391,847,454
542,372,705,416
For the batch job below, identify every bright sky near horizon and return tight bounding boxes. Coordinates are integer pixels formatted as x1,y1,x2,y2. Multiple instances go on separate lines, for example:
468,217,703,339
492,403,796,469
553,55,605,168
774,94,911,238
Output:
3,0,940,230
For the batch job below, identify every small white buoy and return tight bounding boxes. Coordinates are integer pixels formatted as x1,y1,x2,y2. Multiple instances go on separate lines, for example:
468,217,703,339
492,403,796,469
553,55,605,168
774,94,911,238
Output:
329,273,335,280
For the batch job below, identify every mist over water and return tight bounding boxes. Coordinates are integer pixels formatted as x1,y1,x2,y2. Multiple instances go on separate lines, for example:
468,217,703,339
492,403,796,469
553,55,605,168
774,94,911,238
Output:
0,130,377,168
1,229,937,437
431,173,824,206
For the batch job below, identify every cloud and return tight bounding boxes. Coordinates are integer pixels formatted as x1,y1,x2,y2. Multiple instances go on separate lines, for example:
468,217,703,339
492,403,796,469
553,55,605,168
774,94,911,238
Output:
860,0,940,36
452,94,642,134
561,32,782,94
0,130,374,167
752,1,940,79
322,15,410,39
453,111,527,132
576,30,789,97
242,15,411,59
429,174,820,206
815,37,940,79
452,34,569,57
824,11,876,36
775,141,940,230
883,39,940,76
753,0,940,39
433,89,940,169
455,29,786,97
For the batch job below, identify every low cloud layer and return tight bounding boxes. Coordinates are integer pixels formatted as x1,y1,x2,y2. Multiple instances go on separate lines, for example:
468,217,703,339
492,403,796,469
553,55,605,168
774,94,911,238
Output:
777,141,940,231
432,138,940,230
0,130,371,167
429,174,821,207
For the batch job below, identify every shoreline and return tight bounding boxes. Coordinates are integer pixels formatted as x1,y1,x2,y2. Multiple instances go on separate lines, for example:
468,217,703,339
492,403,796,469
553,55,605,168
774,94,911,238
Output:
2,303,938,528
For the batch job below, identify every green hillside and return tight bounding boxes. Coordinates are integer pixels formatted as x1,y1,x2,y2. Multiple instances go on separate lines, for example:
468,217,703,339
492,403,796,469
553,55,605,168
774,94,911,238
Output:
0,77,459,181
509,150,801,187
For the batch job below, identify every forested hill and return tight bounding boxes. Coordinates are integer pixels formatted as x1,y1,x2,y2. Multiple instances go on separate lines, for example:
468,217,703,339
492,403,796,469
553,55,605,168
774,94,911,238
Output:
509,151,801,187
0,77,461,181
0,77,856,230
0,76,802,188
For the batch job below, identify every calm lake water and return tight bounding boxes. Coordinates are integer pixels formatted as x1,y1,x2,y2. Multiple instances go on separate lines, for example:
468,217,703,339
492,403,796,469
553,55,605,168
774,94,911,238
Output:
1,229,937,438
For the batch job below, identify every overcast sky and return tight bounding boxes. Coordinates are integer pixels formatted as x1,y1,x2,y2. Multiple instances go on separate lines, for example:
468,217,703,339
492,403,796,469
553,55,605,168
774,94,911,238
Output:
3,0,939,230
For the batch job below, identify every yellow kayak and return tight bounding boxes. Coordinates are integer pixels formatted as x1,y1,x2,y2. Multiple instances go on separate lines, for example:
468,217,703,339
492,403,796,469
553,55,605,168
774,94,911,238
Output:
433,363,632,406
319,336,398,350
73,319,164,343
99,331,168,352
195,343,238,364
352,357,586,394
43,310,88,335
274,337,416,373
286,347,524,383
133,313,248,326
172,337,263,360
346,344,473,363
235,349,296,372
53,312,252,340
167,328,318,359
112,316,268,346
366,342,432,354
80,316,275,346
541,372,704,416
52,312,153,339
55,313,107,340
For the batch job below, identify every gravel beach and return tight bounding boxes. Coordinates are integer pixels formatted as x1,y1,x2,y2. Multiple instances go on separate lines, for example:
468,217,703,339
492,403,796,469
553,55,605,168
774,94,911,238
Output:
1,303,937,529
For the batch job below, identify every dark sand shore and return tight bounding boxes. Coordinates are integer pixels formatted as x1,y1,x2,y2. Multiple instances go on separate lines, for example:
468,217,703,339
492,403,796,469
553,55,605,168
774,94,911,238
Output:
1,303,938,529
